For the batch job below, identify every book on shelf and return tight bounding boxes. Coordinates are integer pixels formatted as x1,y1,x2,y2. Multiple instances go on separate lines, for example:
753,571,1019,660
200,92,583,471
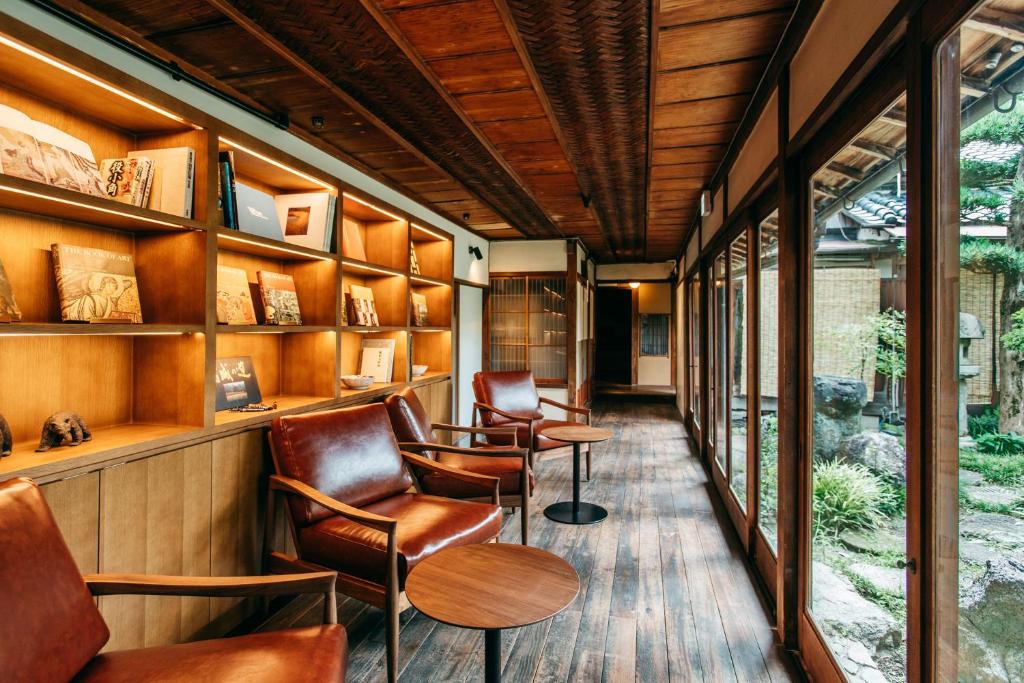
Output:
51,244,143,323
360,337,396,383
0,257,22,322
214,356,263,410
216,265,257,325
235,181,284,240
346,284,379,326
0,104,105,196
276,192,336,252
342,215,367,261
218,150,238,229
410,244,421,275
128,147,195,218
256,270,302,325
99,157,154,207
411,291,429,327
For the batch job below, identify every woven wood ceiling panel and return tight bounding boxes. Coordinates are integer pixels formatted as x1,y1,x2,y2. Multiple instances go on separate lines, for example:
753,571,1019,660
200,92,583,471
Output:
504,0,650,260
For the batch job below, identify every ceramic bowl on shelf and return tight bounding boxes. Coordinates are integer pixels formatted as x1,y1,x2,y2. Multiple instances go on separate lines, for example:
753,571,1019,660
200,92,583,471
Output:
340,375,374,390
412,364,428,377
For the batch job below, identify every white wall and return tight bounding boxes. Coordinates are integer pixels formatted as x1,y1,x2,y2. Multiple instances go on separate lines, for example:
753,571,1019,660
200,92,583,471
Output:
1,0,489,286
457,285,483,428
489,240,567,272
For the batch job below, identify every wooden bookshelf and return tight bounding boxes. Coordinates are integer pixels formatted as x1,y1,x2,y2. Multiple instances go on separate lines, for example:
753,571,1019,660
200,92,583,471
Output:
0,20,455,482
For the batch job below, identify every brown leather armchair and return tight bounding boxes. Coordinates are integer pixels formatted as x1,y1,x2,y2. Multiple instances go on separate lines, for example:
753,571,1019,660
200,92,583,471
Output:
383,386,534,544
266,403,503,683
472,370,594,477
0,477,346,683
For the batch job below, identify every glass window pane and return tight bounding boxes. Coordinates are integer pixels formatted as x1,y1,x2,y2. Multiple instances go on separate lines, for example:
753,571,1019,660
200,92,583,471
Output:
691,277,701,426
715,253,728,473
948,6,1024,681
759,211,780,551
810,95,908,681
730,234,749,511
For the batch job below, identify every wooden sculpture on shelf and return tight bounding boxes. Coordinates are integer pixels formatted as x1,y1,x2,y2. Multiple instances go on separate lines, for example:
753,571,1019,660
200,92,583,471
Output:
35,411,92,452
0,414,11,457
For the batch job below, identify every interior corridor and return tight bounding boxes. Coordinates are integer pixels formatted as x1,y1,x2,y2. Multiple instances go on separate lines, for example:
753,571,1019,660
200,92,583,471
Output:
269,400,800,682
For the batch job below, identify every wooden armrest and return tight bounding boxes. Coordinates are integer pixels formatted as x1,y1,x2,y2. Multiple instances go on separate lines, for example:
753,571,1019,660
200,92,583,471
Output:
540,397,591,415
431,422,519,440
474,401,539,422
399,441,527,459
401,451,500,504
270,474,396,533
84,571,336,598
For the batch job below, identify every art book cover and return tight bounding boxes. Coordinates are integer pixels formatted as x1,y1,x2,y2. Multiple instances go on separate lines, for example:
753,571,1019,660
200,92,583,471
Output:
275,191,333,251
347,284,379,326
410,244,421,275
214,356,262,410
99,157,153,206
360,338,396,383
51,244,143,323
33,121,104,197
256,270,302,325
216,265,257,325
0,104,47,185
236,181,284,240
411,291,429,327
0,256,22,321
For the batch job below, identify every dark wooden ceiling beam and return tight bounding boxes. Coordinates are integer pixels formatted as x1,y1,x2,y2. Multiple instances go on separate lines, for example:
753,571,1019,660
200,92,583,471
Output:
356,0,565,239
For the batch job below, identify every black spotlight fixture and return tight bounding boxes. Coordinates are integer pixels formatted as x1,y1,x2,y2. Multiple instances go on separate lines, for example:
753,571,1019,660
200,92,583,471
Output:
462,212,471,221
581,193,591,209
468,245,483,261
311,115,325,129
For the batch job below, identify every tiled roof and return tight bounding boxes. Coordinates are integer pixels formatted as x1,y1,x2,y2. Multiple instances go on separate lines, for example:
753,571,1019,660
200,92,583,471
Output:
962,139,1023,163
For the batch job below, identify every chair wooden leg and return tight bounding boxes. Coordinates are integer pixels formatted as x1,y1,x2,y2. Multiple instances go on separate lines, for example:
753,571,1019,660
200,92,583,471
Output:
386,589,399,683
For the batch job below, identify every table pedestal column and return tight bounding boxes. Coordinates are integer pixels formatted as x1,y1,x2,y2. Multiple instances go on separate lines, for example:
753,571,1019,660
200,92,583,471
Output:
485,628,501,683
543,441,608,524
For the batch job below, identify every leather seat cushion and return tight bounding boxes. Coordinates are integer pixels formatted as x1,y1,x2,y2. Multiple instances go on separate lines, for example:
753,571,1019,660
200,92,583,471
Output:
425,452,534,497
483,419,580,451
300,493,501,587
76,625,347,682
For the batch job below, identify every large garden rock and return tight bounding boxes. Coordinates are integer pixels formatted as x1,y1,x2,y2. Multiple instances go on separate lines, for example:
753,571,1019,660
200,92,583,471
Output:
813,375,868,459
812,562,902,655
960,558,1024,681
960,512,1024,549
836,431,906,484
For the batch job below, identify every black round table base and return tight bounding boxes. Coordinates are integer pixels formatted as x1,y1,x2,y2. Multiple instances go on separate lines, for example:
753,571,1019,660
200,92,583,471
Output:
544,501,607,525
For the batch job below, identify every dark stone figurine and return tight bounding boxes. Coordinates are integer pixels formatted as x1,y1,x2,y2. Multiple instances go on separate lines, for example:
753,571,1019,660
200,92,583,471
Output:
36,412,92,452
0,413,11,457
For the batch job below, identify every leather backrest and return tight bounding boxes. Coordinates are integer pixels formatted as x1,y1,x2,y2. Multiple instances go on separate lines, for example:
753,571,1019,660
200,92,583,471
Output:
473,371,542,425
383,388,437,460
0,477,109,681
270,404,414,526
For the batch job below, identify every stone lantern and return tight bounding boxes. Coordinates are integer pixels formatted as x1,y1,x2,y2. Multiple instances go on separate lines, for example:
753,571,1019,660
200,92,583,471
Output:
960,312,984,438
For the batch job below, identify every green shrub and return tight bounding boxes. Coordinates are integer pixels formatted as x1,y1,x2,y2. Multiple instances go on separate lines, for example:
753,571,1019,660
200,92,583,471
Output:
967,407,1000,438
960,236,1024,275
813,460,890,539
974,431,1024,456
759,416,779,524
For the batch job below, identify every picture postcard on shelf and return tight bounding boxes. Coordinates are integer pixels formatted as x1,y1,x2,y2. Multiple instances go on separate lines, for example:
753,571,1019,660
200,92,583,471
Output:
411,291,429,327
275,191,335,252
128,147,195,218
214,356,263,411
235,181,284,241
51,244,143,323
216,265,257,325
0,256,22,322
360,337,396,383
256,270,302,325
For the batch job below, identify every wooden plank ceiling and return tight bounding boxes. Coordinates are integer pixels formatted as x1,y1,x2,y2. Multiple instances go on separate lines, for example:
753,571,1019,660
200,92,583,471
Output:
55,0,795,261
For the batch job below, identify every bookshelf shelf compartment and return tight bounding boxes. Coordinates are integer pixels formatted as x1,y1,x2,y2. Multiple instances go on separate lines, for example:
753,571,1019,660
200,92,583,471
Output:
410,224,453,283
341,330,408,384
219,137,336,194
217,249,338,328
342,267,408,328
341,193,408,270
217,229,337,262
214,395,338,427
411,329,452,376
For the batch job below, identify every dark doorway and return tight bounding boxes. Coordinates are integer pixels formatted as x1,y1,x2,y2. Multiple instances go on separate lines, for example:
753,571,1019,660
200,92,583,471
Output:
596,287,632,384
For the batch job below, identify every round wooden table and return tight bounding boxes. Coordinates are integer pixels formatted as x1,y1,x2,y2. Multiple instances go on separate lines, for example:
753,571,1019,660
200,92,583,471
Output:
540,424,613,525
405,543,579,683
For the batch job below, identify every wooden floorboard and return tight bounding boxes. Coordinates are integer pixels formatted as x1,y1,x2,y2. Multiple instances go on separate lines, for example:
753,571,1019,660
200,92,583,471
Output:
267,400,800,682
